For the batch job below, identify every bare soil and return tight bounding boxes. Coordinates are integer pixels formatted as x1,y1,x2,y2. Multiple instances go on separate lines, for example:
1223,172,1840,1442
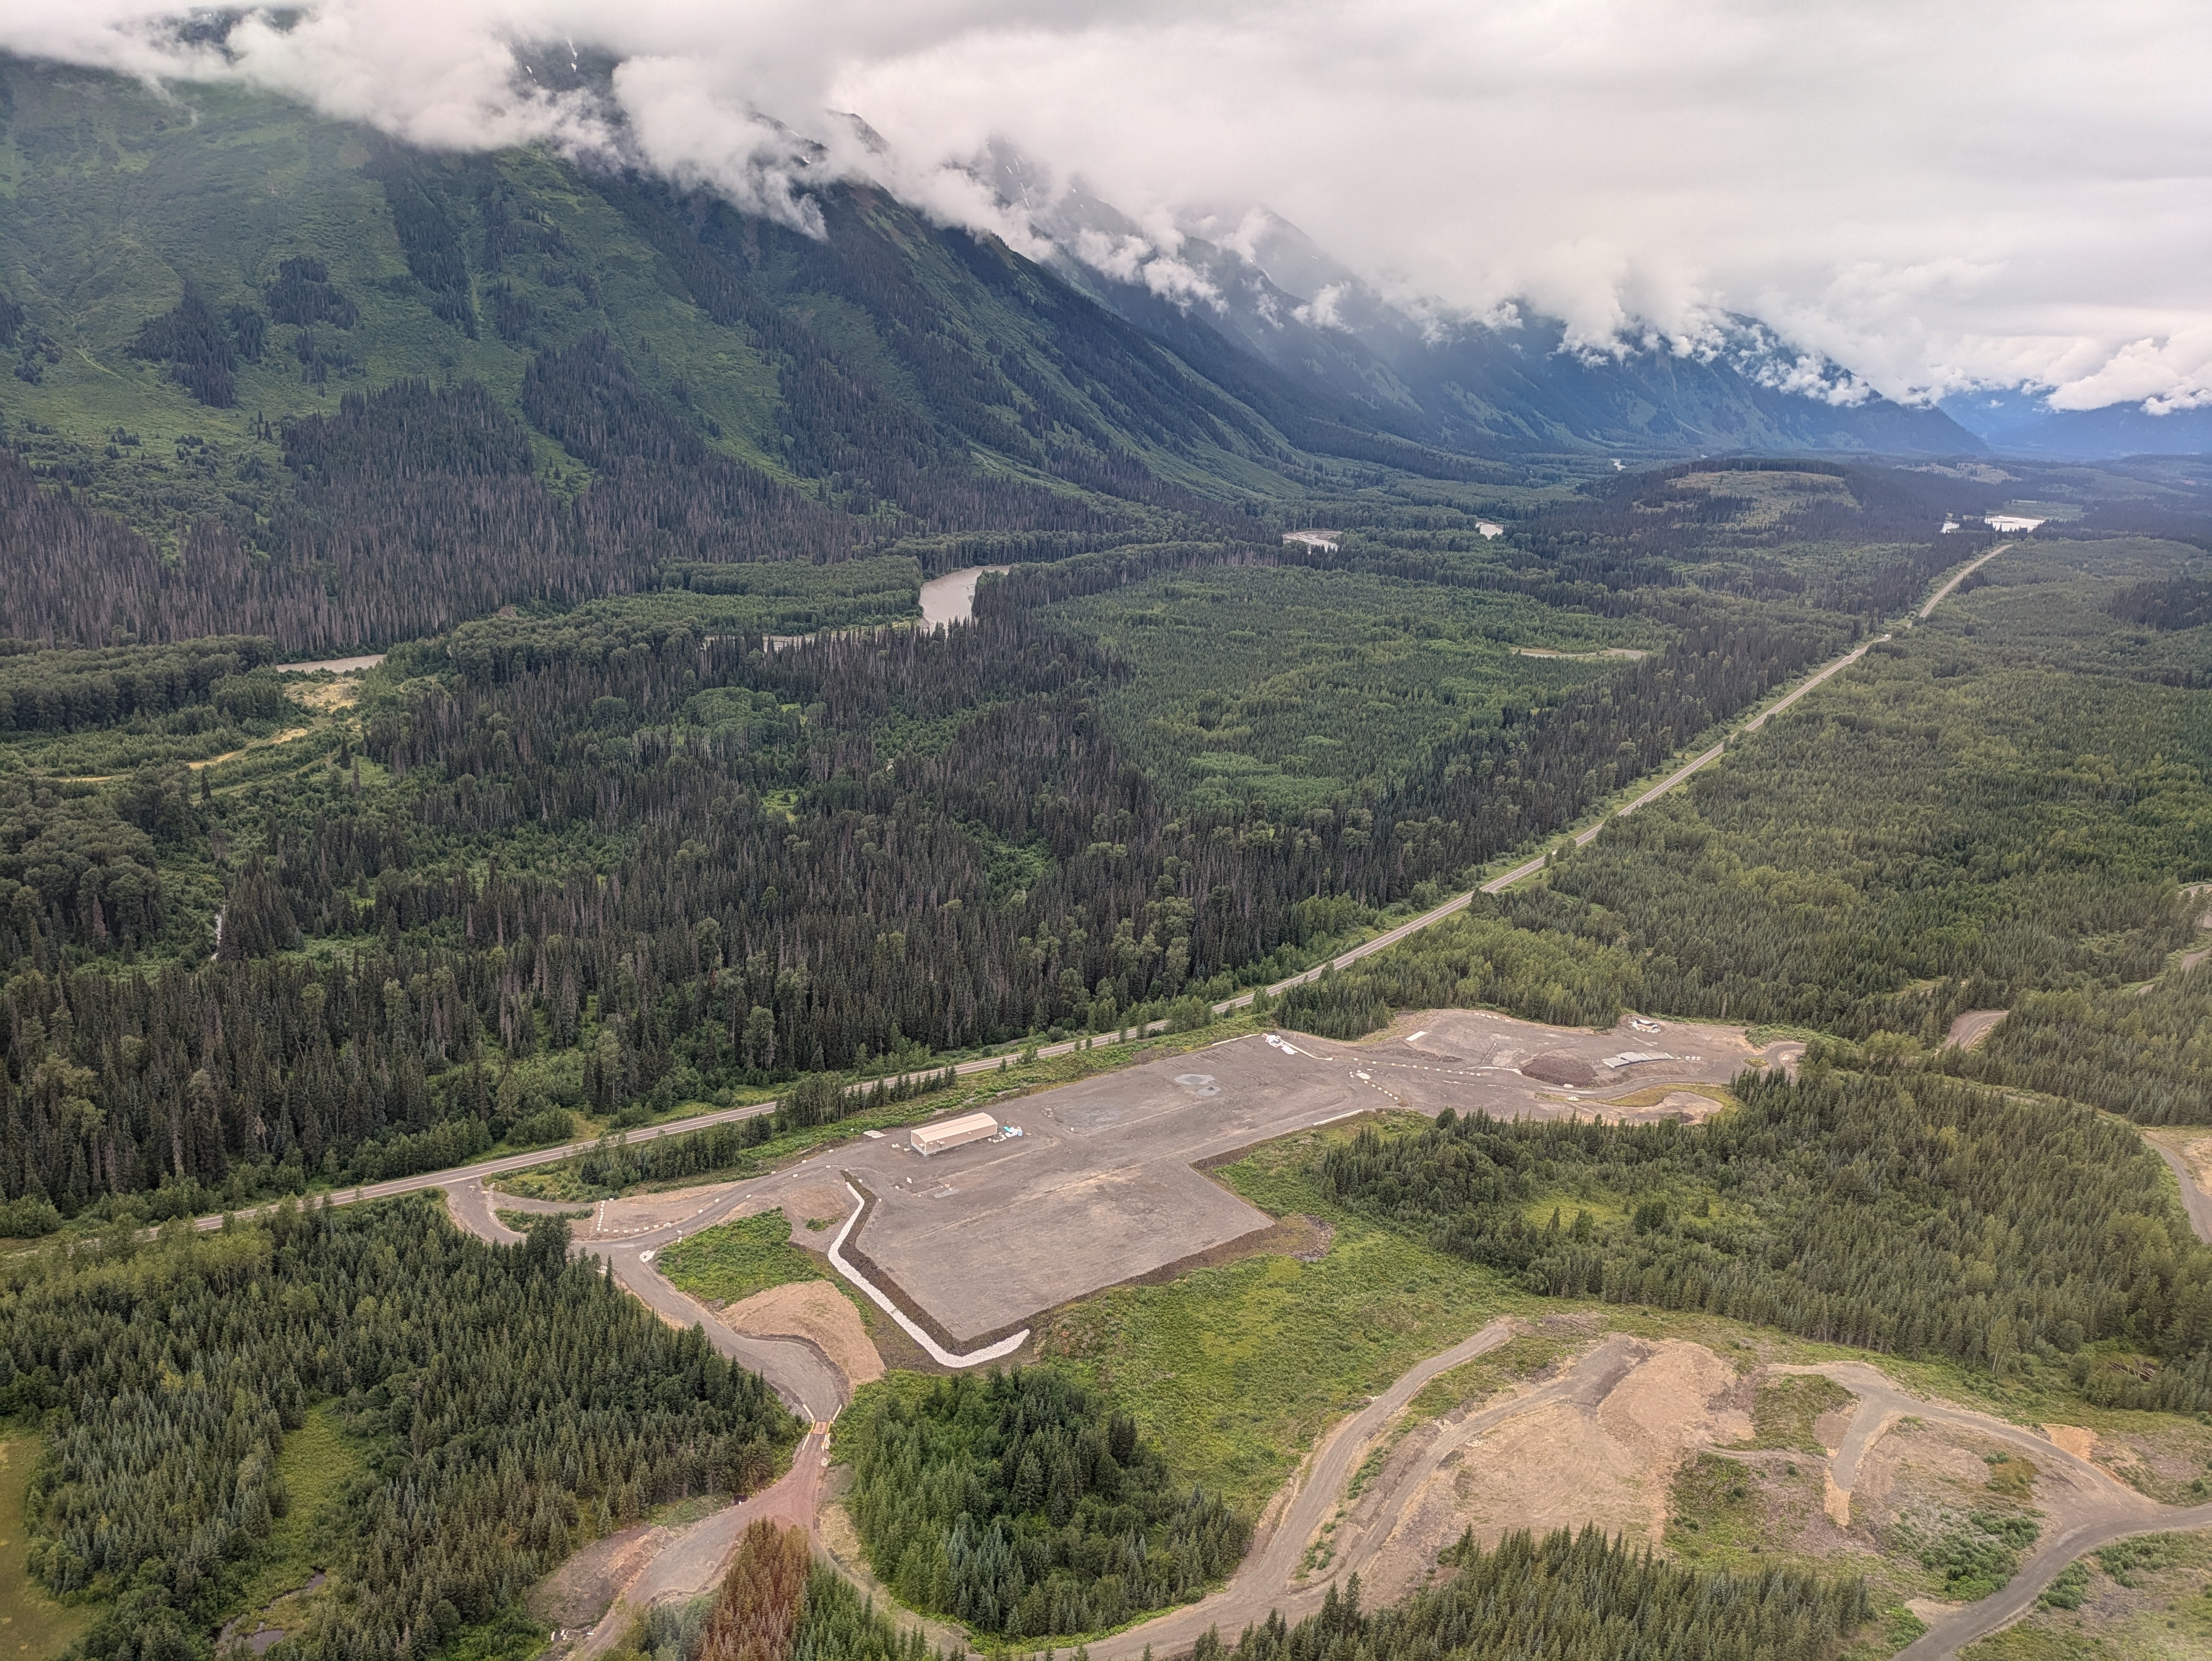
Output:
2044,1424,2098,1461
529,1523,667,1628
723,1282,884,1391
1946,1009,2009,1050
1350,1338,1751,1604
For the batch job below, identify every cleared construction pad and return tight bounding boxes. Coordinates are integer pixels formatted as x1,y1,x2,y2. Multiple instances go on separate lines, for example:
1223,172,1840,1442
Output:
728,1012,1792,1347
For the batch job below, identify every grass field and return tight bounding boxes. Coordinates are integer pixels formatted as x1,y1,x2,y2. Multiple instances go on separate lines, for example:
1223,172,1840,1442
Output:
1037,1130,1534,1517
1403,1330,1574,1423
0,1426,95,1661
659,1209,827,1307
231,1402,373,1616
1044,564,1663,809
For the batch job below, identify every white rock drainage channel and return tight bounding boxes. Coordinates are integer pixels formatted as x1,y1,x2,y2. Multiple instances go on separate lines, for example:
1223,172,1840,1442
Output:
828,1179,1029,1366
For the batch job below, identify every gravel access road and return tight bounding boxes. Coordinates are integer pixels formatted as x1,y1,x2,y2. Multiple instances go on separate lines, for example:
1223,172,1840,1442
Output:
1787,1358,2212,1660
443,1177,851,1419
1895,1496,2212,1659
567,1428,830,1661
1079,1318,1516,1659
2147,1139,2212,1246
1916,543,2013,621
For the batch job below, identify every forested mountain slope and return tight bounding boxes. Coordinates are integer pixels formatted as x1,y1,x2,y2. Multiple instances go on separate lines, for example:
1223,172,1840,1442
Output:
0,53,1984,658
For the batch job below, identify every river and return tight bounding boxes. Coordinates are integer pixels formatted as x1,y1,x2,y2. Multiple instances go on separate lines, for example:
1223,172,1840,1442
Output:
274,568,1006,671
917,564,1011,630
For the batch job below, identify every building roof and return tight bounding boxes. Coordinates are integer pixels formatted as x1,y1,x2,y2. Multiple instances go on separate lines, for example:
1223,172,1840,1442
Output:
914,1109,999,1144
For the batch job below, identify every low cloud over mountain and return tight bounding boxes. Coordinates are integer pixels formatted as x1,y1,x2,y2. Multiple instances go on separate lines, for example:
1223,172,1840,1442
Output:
11,0,2211,440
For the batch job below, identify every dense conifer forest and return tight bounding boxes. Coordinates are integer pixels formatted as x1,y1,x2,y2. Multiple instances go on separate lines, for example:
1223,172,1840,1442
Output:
843,1368,1247,1639
1278,538,2212,1051
1188,1526,1868,1661
1315,1066,2212,1406
0,540,1861,1215
0,1203,796,1661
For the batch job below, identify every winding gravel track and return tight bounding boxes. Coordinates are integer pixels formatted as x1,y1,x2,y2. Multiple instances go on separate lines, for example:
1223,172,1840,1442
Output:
443,1179,851,1420
1787,1360,2212,1659
1077,1318,1517,1659
1894,1500,2212,1660
2147,1140,2212,1246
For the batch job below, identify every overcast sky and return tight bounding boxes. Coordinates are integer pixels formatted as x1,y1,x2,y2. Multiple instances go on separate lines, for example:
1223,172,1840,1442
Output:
6,0,2209,413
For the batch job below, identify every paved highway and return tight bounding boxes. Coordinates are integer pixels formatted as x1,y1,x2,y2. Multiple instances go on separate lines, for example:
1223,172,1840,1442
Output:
188,581,1950,1229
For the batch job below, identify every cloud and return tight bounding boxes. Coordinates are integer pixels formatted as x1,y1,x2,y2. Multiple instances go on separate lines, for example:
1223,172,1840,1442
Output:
5,0,2210,410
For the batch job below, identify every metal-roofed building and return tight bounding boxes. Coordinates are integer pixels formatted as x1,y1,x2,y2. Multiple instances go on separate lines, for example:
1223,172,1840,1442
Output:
912,1110,1002,1157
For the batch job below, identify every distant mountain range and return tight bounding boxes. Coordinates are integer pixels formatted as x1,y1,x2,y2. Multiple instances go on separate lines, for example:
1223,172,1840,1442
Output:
981,145,1978,461
0,49,1998,554
1939,388,2212,460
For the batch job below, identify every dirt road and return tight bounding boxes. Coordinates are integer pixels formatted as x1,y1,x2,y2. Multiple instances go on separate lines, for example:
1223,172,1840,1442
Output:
1783,1359,2212,1659
572,1429,830,1661
1894,1498,2212,1659
2146,1137,2212,1246
1916,543,2012,621
443,1179,852,1419
1075,1318,1515,1659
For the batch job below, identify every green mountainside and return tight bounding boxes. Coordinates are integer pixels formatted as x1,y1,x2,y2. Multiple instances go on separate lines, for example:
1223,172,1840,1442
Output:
6,43,2212,1661
0,53,1994,658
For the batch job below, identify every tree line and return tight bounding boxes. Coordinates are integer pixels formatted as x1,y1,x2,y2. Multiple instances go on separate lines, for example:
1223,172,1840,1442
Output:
1189,1525,1866,1661
0,1201,797,1661
844,1366,1247,1641
1315,1066,2212,1408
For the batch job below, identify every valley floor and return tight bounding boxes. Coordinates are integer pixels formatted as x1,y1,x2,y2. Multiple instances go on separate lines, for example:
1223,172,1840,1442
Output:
425,1005,2212,1661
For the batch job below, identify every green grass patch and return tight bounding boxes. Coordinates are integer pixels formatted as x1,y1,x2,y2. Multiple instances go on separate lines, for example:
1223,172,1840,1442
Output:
443,1606,558,1661
1665,1451,1768,1565
231,1401,373,1614
1045,564,1662,809
1037,1129,1534,1519
1985,1450,2038,1500
0,1427,97,1661
2038,1560,2090,1611
1918,1511,2040,1602
2094,1532,2191,1588
659,1211,825,1308
1737,1373,1856,1455
1405,1330,1574,1421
